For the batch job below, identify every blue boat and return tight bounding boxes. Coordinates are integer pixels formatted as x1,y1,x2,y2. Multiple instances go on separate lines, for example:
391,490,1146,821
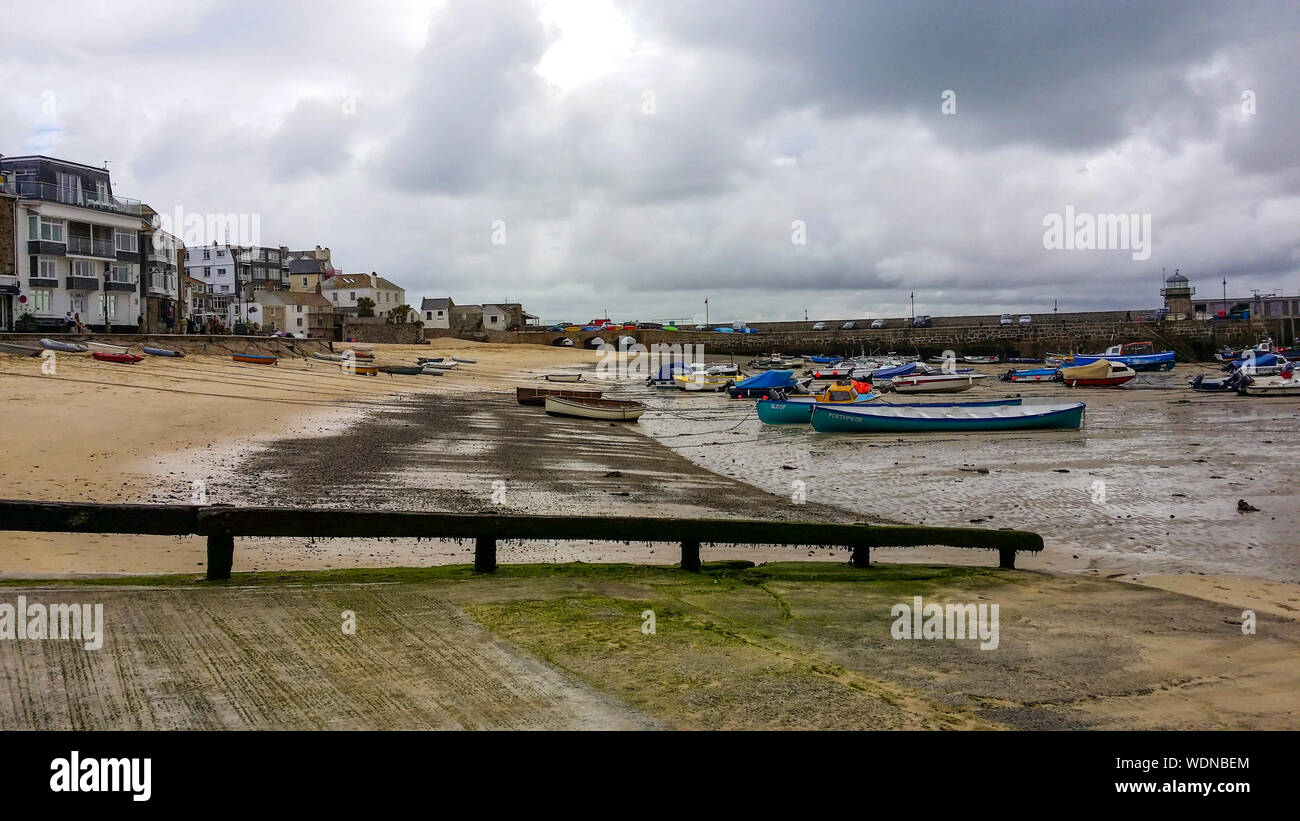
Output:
999,366,1057,383
871,362,918,379
726,369,797,398
806,355,842,364
142,346,185,357
1069,342,1174,372
811,400,1082,433
646,362,689,387
758,395,1021,425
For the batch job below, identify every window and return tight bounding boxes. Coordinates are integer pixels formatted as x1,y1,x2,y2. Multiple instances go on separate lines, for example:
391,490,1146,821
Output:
109,264,131,283
105,294,117,320
426,311,432,320
217,268,226,276
203,249,210,260
36,257,57,279
296,305,303,313
56,172,80,204
31,289,54,313
332,293,338,302
115,230,138,253
349,292,356,300
71,259,95,278
95,181,110,203
221,285,230,293
30,216,65,243
490,315,498,324
70,294,85,314
204,267,211,277
437,310,444,316
216,249,225,257
296,317,303,327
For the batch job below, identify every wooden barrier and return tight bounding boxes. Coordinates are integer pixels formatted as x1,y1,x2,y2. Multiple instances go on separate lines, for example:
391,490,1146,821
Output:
0,499,1044,579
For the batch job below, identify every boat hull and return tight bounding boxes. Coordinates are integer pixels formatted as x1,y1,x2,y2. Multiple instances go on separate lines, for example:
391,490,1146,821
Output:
85,341,129,355
516,387,603,405
0,343,42,357
1071,351,1175,371
544,396,645,421
233,354,278,365
91,351,143,364
1062,375,1135,387
142,346,184,357
39,338,87,352
1000,368,1057,383
811,402,1084,433
891,374,988,393
545,373,584,382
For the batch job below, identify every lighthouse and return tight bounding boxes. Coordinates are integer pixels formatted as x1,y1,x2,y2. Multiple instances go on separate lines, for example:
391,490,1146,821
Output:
1161,269,1195,319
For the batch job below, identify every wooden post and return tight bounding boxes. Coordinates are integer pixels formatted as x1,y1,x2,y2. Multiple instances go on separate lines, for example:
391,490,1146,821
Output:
206,533,234,580
851,545,870,567
680,540,701,572
999,548,1016,570
475,537,497,573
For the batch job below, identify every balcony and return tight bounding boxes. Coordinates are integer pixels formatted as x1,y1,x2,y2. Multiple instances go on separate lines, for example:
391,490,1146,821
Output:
66,235,116,258
14,179,142,216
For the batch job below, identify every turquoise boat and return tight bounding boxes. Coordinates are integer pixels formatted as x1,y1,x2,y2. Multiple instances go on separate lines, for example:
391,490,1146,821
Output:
759,396,1023,425
810,401,1084,433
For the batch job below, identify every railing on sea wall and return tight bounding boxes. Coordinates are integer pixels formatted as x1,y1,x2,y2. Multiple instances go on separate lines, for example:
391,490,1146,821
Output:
0,500,1044,578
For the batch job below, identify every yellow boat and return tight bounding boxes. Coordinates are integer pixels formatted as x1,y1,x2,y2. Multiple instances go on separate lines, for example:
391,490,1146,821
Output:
673,372,734,392
341,363,379,376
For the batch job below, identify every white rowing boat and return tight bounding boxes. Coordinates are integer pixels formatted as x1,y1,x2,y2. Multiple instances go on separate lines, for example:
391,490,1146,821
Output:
85,341,130,355
890,373,989,394
544,396,646,421
544,373,584,382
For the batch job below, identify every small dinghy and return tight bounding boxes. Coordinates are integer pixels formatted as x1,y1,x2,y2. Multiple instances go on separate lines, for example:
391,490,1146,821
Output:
39,338,87,353
422,360,458,369
451,356,477,364
312,352,345,362
811,401,1084,433
1000,367,1057,383
1238,366,1300,396
890,373,989,394
346,343,375,352
85,341,130,355
0,342,42,357
963,355,1000,364
544,396,646,422
1057,359,1136,387
142,346,184,357
343,363,379,375
420,366,445,376
378,366,424,375
545,373,583,382
516,387,603,406
92,351,143,364
233,353,278,365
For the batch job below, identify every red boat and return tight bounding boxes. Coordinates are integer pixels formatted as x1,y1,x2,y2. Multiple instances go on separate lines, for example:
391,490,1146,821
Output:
1058,359,1136,387
92,351,143,364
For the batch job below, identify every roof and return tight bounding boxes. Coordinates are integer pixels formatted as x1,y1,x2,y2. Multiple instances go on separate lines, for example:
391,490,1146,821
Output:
288,258,327,274
250,290,332,308
321,274,405,291
1166,272,1189,282
421,297,453,310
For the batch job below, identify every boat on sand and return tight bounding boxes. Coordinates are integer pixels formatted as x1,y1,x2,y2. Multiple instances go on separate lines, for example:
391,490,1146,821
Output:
810,401,1085,433
544,396,646,422
92,351,143,364
85,341,129,355
233,353,278,365
1058,359,1136,387
890,373,988,394
39,339,87,352
516,387,602,405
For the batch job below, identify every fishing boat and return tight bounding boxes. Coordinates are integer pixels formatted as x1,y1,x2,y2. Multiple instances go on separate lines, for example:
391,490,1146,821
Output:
39,338,87,352
810,401,1085,433
85,341,130,355
346,343,375,352
544,372,584,382
726,369,798,398
805,355,842,364
706,363,742,377
343,363,379,375
1222,352,1289,375
1239,371,1300,396
1057,359,1136,387
999,366,1058,383
419,366,445,376
756,385,879,424
544,396,646,422
378,366,424,375
870,362,918,380
962,355,1000,364
516,386,602,405
91,351,143,364
342,350,374,361
1070,341,1175,372
421,359,458,370
451,356,477,364
646,362,690,387
142,346,184,357
890,373,989,394
312,352,345,362
0,342,42,357
232,353,278,365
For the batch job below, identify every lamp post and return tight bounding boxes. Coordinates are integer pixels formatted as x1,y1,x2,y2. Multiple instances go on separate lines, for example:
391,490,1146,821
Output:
705,297,709,327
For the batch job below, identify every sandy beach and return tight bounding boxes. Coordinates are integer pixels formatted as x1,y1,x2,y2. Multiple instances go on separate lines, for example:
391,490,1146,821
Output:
1,341,1298,729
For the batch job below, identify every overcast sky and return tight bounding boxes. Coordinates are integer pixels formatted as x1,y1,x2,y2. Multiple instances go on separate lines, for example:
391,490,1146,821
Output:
3,0,1297,323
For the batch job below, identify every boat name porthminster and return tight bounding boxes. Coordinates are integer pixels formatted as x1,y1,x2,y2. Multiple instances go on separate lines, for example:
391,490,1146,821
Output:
0,596,104,650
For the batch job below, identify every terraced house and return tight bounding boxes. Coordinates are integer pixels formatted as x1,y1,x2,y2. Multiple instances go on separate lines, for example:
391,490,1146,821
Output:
0,155,144,331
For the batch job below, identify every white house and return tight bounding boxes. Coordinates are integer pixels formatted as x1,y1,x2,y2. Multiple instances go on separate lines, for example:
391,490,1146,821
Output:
0,155,144,330
182,244,239,316
322,273,406,318
420,297,452,329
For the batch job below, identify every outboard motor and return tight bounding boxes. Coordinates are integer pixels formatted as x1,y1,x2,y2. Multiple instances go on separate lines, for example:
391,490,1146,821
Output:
1188,373,1204,390
1000,368,1016,382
